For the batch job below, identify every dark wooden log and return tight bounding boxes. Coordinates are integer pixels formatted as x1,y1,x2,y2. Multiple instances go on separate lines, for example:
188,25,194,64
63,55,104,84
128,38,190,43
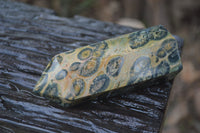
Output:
0,0,176,132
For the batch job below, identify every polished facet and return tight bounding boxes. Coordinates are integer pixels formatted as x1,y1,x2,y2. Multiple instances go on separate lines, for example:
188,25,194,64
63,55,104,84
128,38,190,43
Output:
33,25,182,107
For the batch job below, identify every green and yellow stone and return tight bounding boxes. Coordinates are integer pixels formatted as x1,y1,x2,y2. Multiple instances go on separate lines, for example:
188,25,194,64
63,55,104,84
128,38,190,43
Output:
33,25,182,107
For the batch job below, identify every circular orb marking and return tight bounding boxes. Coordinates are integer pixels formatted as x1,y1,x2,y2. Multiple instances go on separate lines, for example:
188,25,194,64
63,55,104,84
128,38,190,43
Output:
55,69,68,80
43,82,59,98
148,26,168,40
106,56,124,77
42,82,62,104
97,41,108,50
128,56,152,85
156,61,170,77
79,58,100,77
78,48,92,60
91,41,108,57
72,78,85,96
156,48,167,58
70,62,81,71
161,39,176,53
129,31,149,49
89,74,110,94
130,56,151,75
93,49,104,57
168,50,180,64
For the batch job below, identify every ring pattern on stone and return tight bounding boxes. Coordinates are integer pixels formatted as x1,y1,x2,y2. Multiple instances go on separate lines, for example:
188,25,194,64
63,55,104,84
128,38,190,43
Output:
33,25,183,107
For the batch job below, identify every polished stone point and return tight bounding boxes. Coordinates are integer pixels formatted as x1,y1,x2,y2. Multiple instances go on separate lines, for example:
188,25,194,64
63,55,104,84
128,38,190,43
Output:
33,25,183,107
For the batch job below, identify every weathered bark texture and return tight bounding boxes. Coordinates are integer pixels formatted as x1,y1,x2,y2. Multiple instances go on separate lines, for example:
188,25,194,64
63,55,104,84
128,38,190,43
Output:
0,0,172,132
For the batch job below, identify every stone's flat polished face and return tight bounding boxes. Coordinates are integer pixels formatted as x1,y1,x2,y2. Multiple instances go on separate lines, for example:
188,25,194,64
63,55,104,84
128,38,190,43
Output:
33,25,183,107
